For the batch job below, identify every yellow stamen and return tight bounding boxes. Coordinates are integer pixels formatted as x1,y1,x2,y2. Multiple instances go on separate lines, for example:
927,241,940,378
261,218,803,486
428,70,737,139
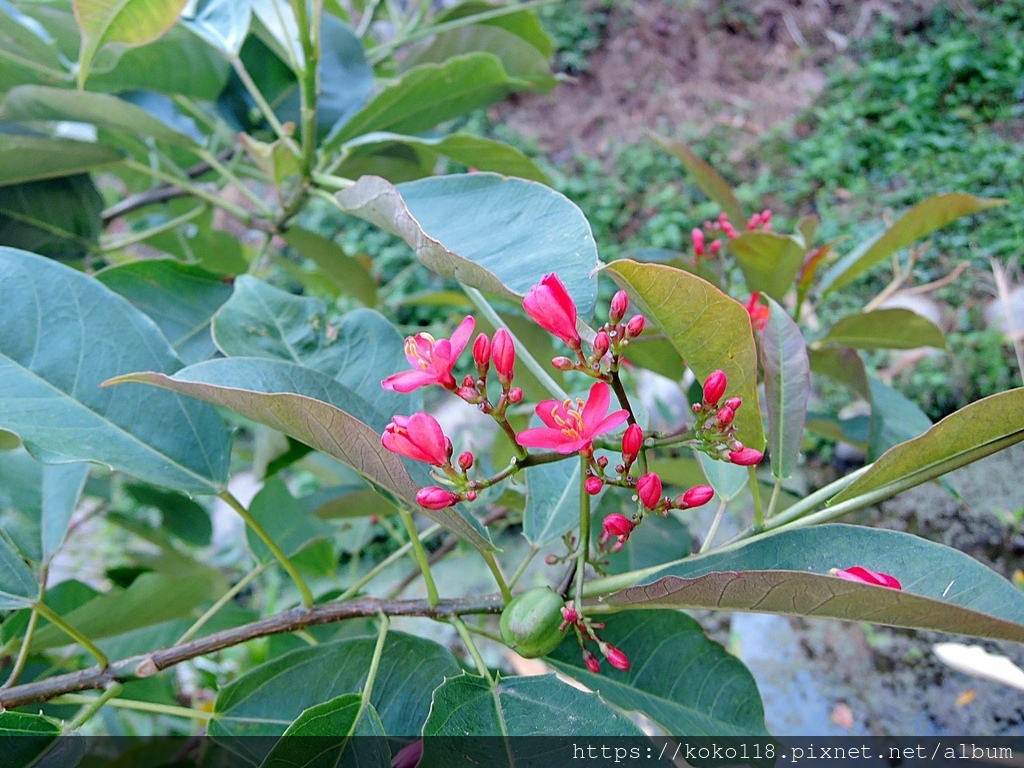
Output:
550,398,586,439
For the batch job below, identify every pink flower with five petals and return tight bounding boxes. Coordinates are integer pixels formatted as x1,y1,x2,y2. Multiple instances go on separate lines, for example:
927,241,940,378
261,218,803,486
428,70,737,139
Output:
516,381,628,454
381,413,450,466
382,316,475,393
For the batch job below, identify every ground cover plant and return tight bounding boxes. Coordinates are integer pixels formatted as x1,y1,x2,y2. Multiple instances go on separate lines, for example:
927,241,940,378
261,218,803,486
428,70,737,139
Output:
0,0,1023,761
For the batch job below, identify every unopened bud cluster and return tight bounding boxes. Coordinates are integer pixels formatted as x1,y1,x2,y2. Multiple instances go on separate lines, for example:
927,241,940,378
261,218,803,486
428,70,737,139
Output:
691,209,772,262
560,600,631,673
550,290,645,378
691,370,764,466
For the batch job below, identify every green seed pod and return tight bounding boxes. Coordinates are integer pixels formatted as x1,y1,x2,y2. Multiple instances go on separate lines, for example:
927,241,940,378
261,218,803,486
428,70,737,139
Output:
499,587,566,658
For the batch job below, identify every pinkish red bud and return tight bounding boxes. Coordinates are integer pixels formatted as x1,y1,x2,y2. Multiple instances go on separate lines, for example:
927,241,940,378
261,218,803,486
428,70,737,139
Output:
602,644,630,671
832,566,901,590
621,423,643,464
473,333,491,372
584,650,601,674
391,740,423,768
523,273,581,348
722,220,737,238
545,555,559,565
464,490,477,502
625,315,645,338
636,472,662,510
609,290,629,323
382,413,451,466
551,356,574,371
691,227,705,256
716,405,735,427
458,451,474,471
602,513,633,538
457,386,477,401
492,328,515,385
762,209,772,221
592,330,610,359
507,387,524,404
585,476,603,495
702,370,728,405
561,603,579,624
597,455,609,469
709,239,722,254
723,396,742,411
681,485,715,508
729,447,764,466
462,375,475,388
416,486,460,510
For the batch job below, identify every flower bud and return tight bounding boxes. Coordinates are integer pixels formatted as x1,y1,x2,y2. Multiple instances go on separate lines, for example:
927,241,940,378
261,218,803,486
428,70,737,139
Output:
551,356,574,371
562,603,579,624
465,490,477,502
492,329,516,386
584,650,601,674
416,486,460,510
625,315,645,338
609,290,629,323
602,513,633,538
621,423,643,464
681,485,715,508
392,740,424,768
585,476,603,495
691,227,705,256
597,455,609,469
507,387,524,404
703,370,728,405
545,554,559,565
709,239,722,254
602,644,630,671
723,396,742,411
473,333,491,373
458,451,474,471
592,330,610,359
715,405,735,427
729,447,764,466
636,472,662,510
457,386,477,401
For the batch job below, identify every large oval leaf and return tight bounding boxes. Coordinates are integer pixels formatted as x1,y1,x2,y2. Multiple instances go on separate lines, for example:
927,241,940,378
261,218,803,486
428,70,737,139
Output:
597,524,1024,642
729,232,806,302
0,175,102,260
280,227,378,307
0,536,38,609
548,611,768,738
867,374,932,460
105,358,491,551
523,458,580,545
0,247,230,494
830,387,1024,507
0,134,123,185
260,694,389,768
335,173,599,316
818,308,946,350
604,260,764,448
759,296,809,480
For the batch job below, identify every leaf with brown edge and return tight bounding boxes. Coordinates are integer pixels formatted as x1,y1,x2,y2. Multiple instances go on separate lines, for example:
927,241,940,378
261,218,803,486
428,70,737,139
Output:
604,259,764,449
594,525,1024,643
828,387,1024,507
104,359,491,553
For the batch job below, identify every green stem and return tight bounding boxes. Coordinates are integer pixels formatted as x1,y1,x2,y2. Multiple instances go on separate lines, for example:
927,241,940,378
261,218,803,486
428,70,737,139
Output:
311,172,355,191
574,454,591,607
65,682,122,732
219,491,314,607
121,159,255,225
508,547,540,590
100,206,205,253
483,552,513,605
608,368,646,473
765,478,783,520
748,466,764,530
397,506,439,607
176,564,267,644
229,55,290,141
450,616,493,683
197,149,275,217
33,602,107,668
52,693,213,722
464,286,569,400
337,524,443,602
290,0,320,181
361,614,390,703
3,606,40,688
376,513,406,547
699,499,729,554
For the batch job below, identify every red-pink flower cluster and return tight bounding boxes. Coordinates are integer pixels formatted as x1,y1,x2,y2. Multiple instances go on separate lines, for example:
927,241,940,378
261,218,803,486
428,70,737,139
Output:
690,209,772,262
693,369,764,467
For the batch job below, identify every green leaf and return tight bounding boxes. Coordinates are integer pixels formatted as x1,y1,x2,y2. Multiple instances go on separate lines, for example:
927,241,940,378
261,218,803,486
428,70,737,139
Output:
0,535,38,609
260,694,390,768
604,260,764,449
325,53,537,150
0,4,66,74
548,611,768,738
180,0,252,55
729,232,805,302
759,296,809,479
650,134,744,223
599,513,691,576
523,458,580,545
124,482,212,547
696,449,748,501
829,388,1024,507
281,227,378,307
867,375,932,460
0,447,88,563
808,346,869,400
211,276,415,425
0,134,123,185
340,132,550,184
336,173,599,316
0,247,231,494
0,85,198,146
424,0,554,57
600,524,1024,643
141,207,247,275
818,308,947,350
819,193,1006,296
31,569,218,649
106,359,492,552
74,0,189,87
96,259,233,365
246,477,331,563
310,16,373,137
0,175,102,260
420,673,648,742
211,633,461,749
0,711,62,768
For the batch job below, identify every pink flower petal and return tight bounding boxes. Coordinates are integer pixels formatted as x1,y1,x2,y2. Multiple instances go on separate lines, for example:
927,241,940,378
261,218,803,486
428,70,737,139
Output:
382,369,439,393
449,316,475,358
580,381,610,431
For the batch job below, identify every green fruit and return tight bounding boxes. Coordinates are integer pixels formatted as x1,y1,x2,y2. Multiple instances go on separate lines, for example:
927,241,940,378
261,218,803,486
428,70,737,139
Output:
499,587,566,658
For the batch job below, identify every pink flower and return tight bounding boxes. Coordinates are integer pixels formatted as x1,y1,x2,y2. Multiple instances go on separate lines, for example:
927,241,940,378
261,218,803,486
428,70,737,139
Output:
416,486,460,510
382,316,475,393
472,333,490,373
745,293,770,332
636,472,663,510
691,227,705,256
523,273,580,348
833,566,902,590
729,447,764,466
382,413,450,466
516,381,628,455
